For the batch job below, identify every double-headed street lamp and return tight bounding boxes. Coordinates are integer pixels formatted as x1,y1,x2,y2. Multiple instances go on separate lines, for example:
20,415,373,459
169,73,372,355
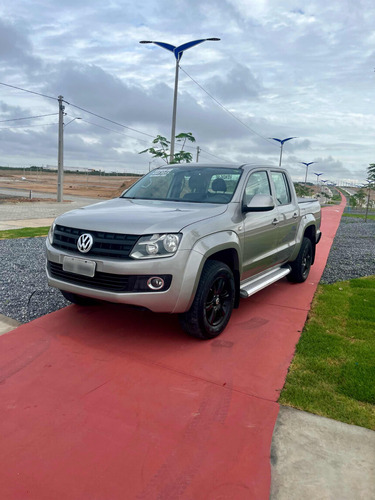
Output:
270,137,296,167
314,172,323,186
140,38,220,163
301,162,315,185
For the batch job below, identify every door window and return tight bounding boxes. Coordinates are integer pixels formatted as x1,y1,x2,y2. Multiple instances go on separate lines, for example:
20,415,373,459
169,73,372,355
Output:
271,172,291,205
244,171,271,205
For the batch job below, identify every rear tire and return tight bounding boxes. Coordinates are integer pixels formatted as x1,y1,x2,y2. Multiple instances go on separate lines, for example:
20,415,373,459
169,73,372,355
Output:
179,260,235,340
287,237,313,283
60,290,97,306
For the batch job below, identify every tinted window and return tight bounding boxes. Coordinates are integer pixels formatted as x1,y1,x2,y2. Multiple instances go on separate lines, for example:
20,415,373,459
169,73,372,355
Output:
122,167,242,204
244,171,271,205
271,172,291,205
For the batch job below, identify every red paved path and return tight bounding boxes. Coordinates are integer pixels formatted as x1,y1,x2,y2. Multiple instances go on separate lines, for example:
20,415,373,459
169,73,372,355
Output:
0,200,345,499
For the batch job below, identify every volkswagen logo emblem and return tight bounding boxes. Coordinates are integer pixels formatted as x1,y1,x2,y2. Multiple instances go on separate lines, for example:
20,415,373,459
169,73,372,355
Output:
77,233,94,253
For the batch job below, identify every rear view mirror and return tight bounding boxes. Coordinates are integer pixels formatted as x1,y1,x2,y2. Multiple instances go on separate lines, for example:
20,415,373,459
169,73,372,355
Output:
243,194,275,212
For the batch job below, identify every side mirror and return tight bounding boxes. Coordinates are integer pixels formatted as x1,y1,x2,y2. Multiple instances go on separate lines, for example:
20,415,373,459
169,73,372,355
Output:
243,193,275,212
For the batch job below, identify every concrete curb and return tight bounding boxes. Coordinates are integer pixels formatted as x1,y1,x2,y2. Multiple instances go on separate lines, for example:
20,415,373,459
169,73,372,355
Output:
0,314,20,336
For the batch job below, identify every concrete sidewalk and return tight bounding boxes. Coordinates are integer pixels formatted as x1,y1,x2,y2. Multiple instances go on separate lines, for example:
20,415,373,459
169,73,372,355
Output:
271,407,375,499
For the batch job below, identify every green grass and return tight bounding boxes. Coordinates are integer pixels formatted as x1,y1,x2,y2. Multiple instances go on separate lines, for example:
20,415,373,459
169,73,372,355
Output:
343,213,375,220
0,227,50,239
279,276,375,430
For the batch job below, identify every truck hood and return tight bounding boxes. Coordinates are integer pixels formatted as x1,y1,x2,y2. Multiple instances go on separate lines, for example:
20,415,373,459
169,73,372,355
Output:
54,198,228,234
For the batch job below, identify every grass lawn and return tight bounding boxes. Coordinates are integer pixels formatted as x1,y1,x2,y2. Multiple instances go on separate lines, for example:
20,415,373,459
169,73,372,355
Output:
343,213,375,221
0,227,50,239
279,275,375,430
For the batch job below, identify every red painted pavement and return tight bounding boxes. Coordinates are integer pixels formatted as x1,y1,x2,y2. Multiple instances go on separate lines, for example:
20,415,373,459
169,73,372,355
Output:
0,199,345,499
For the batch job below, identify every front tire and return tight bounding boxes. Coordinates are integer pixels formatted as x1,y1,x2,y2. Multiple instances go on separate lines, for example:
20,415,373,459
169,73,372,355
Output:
60,290,97,306
287,237,313,283
179,260,235,340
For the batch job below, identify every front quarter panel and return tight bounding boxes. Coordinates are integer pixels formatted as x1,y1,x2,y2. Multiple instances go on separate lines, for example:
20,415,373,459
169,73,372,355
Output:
172,230,241,313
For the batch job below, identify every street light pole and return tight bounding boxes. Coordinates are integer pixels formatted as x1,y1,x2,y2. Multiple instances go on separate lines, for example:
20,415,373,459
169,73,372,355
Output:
314,172,323,186
270,137,296,166
170,57,180,161
140,38,220,163
301,162,315,185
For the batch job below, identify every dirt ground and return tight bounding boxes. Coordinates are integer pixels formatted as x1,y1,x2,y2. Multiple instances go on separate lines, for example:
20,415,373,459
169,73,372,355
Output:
0,170,140,200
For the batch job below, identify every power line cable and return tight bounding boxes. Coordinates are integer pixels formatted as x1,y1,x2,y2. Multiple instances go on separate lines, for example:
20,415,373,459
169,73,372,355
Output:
0,81,244,162
80,119,151,145
0,122,58,129
179,66,278,147
199,148,230,163
0,82,57,101
0,113,58,123
64,100,156,139
0,81,157,140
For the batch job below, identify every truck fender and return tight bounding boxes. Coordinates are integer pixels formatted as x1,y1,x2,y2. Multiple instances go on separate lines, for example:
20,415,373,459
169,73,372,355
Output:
289,215,317,263
172,231,241,313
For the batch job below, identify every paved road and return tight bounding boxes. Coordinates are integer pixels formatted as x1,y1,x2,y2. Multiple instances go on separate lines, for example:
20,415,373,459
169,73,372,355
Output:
0,185,102,203
0,196,101,229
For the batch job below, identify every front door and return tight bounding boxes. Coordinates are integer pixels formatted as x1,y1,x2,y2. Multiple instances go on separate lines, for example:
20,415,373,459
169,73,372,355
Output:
241,170,280,280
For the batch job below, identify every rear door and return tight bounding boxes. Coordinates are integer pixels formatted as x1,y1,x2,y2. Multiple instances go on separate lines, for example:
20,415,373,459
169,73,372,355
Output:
270,171,299,263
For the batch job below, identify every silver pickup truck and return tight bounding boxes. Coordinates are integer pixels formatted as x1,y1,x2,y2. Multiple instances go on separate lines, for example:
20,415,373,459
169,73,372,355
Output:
46,163,321,339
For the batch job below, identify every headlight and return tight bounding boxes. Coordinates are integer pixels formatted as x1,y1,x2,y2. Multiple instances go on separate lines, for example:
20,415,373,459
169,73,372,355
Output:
130,233,181,259
47,221,56,245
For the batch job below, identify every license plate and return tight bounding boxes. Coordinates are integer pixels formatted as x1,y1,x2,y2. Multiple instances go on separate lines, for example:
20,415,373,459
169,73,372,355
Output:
63,256,96,277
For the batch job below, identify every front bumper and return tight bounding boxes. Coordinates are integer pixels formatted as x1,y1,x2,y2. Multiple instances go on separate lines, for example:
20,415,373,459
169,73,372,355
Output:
45,240,203,313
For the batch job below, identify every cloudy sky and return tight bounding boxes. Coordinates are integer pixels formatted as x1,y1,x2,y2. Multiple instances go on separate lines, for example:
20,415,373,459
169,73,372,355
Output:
0,0,374,183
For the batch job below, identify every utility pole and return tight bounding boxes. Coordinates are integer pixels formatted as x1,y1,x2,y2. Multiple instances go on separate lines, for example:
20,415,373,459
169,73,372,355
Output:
196,146,201,162
57,95,65,202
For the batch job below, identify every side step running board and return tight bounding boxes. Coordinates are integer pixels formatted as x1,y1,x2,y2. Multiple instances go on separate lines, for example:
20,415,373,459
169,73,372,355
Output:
240,266,291,298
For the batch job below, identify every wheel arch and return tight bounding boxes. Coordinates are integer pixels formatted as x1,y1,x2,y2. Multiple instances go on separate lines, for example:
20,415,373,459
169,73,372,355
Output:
207,248,241,308
303,224,317,264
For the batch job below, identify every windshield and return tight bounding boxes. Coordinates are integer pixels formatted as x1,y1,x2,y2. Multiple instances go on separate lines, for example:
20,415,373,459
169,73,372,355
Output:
122,167,242,204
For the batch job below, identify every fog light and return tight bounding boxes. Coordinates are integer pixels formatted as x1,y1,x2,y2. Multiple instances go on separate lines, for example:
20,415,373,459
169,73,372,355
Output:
147,277,165,290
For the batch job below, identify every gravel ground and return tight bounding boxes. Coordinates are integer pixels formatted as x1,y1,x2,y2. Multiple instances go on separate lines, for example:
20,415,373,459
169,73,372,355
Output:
320,217,375,284
1,217,374,324
1,237,69,323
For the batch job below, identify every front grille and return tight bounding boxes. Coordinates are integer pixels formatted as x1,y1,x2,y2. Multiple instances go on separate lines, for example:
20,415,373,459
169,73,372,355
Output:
52,225,140,259
47,262,172,293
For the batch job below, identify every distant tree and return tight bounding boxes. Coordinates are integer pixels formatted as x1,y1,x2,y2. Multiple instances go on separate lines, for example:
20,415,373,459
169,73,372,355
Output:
139,132,196,164
368,163,375,183
349,195,358,208
356,188,366,206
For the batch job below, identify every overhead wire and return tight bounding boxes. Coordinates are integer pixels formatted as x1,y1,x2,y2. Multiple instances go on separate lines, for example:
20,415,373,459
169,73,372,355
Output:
0,122,58,129
64,100,156,139
0,113,59,123
198,148,230,163
0,82,57,101
0,78,277,162
179,66,278,148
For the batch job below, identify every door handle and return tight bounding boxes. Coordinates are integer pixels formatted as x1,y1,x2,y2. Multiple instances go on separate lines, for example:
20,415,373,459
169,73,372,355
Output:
293,213,298,219
272,218,280,225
